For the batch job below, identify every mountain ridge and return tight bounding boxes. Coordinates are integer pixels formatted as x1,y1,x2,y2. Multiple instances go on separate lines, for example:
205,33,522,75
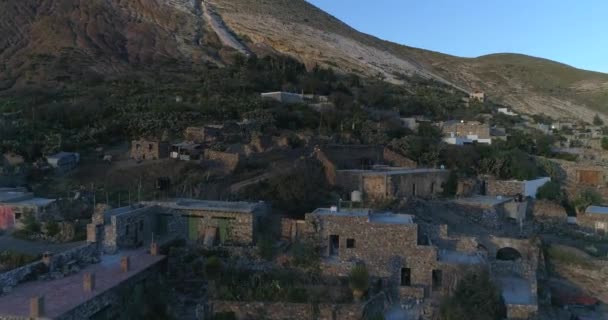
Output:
1,0,607,122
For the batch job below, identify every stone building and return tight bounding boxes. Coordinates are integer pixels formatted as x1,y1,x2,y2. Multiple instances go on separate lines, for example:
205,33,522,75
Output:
578,206,608,236
315,145,416,185
144,199,269,246
130,139,169,161
260,92,304,104
184,125,224,143
89,200,269,250
305,207,486,300
441,120,491,145
0,188,56,230
335,168,450,201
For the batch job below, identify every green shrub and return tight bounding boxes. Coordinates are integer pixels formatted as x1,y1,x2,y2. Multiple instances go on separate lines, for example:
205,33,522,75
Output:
439,272,506,320
536,181,562,202
572,189,603,213
257,236,275,261
22,213,40,234
292,241,320,269
348,265,370,292
214,312,237,320
45,220,60,237
205,256,222,280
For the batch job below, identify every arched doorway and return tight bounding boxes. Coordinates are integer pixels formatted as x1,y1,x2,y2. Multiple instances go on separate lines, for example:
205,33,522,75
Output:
496,247,522,261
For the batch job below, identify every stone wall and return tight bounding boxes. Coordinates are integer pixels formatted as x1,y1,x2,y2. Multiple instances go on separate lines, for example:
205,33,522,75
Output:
0,243,99,294
210,300,362,320
531,200,568,223
54,259,165,320
577,212,608,235
383,148,417,168
306,213,440,296
486,180,525,197
336,170,450,201
204,150,241,173
105,206,159,253
130,140,168,161
505,303,538,320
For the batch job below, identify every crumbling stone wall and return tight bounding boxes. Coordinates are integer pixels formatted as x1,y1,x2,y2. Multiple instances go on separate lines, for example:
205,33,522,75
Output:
383,148,417,168
204,150,241,173
181,209,258,246
105,206,159,253
0,244,98,294
532,200,568,223
577,212,608,235
130,139,168,161
210,301,362,320
486,180,524,197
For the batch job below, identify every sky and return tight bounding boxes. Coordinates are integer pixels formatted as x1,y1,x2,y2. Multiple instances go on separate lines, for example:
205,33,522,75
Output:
306,0,608,73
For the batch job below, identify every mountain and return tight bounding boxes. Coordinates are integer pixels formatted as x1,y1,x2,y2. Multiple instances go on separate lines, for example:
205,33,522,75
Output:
1,0,607,122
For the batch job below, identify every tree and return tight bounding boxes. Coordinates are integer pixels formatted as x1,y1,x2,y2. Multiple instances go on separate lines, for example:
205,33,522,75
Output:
439,272,506,320
536,181,563,202
593,113,604,126
602,137,608,150
572,189,603,214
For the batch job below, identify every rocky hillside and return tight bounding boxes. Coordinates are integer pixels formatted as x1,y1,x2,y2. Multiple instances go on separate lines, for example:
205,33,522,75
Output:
1,0,607,121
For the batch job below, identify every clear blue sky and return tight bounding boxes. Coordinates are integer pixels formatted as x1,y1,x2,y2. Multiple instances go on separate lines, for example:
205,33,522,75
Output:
306,0,608,73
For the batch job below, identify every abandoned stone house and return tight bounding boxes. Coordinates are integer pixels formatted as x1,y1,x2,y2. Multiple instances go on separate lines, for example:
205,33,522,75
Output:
578,206,608,236
314,144,416,186
185,125,224,143
88,199,269,251
303,207,539,319
142,199,269,246
335,168,450,202
441,120,492,145
130,139,169,161
0,187,56,230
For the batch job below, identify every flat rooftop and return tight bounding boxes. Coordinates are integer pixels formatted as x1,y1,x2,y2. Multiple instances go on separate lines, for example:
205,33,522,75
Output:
337,168,447,176
439,250,484,265
10,197,56,207
453,195,513,208
586,205,608,215
312,208,414,225
0,191,32,203
0,249,165,319
143,199,265,214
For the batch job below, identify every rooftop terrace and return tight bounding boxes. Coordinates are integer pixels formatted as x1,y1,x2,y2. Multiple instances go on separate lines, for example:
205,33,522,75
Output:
312,208,414,224
585,205,608,215
0,249,165,319
337,168,447,176
143,199,265,214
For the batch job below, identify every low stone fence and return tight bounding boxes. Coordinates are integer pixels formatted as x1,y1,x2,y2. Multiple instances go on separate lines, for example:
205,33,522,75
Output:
532,200,568,223
506,303,538,320
0,243,99,294
209,300,362,320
